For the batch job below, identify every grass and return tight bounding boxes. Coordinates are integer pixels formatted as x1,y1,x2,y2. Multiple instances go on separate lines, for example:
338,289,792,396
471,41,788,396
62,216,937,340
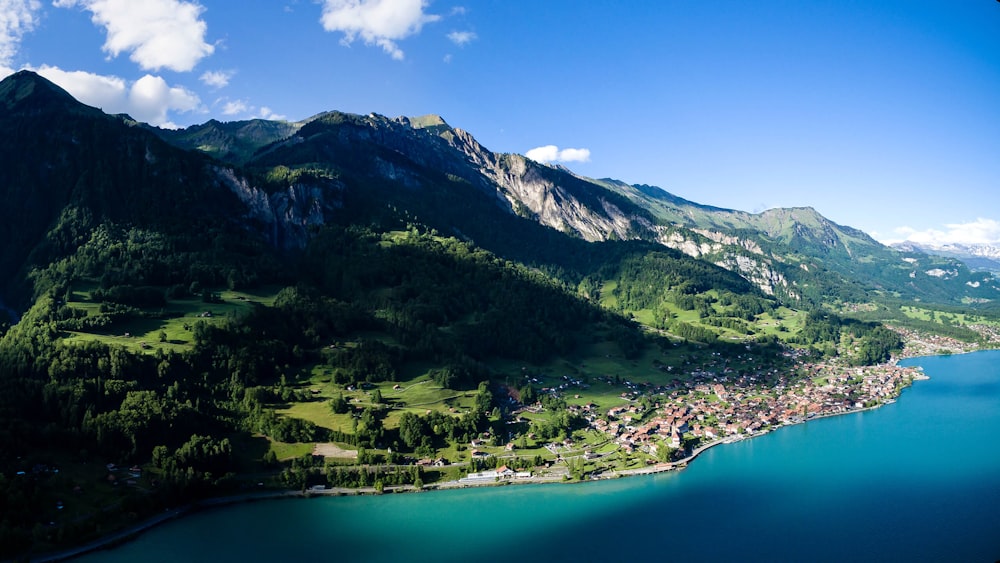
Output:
897,305,990,327
277,369,483,432
60,286,282,354
268,440,314,461
11,448,159,554
599,281,619,309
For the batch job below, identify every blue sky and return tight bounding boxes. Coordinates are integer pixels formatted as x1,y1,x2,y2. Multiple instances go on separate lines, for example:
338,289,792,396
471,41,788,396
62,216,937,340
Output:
2,1,999,246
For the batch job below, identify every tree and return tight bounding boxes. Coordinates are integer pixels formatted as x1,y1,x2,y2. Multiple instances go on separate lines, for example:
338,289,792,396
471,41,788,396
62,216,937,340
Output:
520,384,536,405
329,394,349,414
474,382,492,415
371,388,383,404
398,412,424,449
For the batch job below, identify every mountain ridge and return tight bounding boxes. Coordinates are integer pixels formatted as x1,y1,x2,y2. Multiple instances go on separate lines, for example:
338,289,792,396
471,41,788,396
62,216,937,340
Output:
2,70,994,309
153,98,994,307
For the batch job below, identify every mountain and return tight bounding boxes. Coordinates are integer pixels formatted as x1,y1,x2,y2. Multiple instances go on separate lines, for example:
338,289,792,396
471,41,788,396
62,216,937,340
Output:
153,117,301,164
0,71,251,303
0,70,764,339
155,102,999,308
892,241,1000,274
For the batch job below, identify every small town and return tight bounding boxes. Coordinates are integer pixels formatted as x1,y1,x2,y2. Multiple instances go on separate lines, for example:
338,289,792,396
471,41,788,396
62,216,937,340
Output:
516,325,995,479
578,358,922,468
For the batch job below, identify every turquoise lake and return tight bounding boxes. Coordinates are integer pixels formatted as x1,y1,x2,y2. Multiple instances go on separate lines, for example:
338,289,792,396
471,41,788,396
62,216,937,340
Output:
81,351,1000,562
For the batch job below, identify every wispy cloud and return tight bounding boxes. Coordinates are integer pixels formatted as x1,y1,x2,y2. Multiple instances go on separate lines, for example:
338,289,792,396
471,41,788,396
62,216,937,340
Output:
54,0,214,72
319,0,439,60
32,64,200,128
888,218,1000,246
200,69,234,89
526,145,591,164
0,0,40,67
446,30,476,46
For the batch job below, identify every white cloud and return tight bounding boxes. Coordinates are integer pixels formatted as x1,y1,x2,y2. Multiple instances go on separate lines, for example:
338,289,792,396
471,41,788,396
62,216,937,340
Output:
525,145,591,164
220,98,247,115
34,64,126,104
55,0,214,72
213,98,286,121
129,74,200,127
32,65,201,127
557,148,591,162
258,106,286,121
200,69,233,89
320,0,439,60
446,30,476,46
0,0,40,66
888,218,1000,246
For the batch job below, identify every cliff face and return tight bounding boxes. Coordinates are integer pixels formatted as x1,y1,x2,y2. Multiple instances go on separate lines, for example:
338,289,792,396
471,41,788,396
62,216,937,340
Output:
654,227,794,298
345,114,647,243
216,166,343,250
443,132,641,242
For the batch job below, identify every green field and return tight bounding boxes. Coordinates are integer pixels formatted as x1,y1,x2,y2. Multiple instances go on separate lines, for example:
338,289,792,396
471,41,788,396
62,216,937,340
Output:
60,287,281,354
899,305,976,325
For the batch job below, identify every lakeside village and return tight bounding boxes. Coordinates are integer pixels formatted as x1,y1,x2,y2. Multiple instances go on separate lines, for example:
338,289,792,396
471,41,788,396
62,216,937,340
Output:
508,357,920,481
453,326,1000,484
459,358,919,484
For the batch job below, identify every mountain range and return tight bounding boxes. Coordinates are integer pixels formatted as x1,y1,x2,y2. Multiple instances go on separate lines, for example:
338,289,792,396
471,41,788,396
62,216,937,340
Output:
0,69,995,316
155,87,996,309
891,241,1000,274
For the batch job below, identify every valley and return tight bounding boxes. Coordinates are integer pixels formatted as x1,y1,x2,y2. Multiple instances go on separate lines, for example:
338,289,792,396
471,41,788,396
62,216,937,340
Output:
2,71,1000,559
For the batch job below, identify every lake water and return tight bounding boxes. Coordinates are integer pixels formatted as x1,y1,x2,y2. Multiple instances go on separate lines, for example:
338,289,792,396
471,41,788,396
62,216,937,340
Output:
80,351,1000,562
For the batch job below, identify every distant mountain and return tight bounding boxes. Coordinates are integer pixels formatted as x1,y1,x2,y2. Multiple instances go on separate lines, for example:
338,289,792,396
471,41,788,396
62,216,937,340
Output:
152,118,301,164
891,241,1000,274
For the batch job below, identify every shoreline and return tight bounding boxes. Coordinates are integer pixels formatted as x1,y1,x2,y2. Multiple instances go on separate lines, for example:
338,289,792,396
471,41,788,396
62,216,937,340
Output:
33,347,971,562
32,382,914,563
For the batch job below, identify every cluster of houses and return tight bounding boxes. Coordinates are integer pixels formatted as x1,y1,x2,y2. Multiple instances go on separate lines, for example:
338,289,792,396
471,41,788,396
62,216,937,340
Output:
577,359,920,457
